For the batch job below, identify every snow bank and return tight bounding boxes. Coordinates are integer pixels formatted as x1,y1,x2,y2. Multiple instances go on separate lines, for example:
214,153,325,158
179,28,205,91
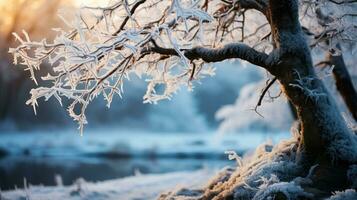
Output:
1,170,214,200
158,130,357,200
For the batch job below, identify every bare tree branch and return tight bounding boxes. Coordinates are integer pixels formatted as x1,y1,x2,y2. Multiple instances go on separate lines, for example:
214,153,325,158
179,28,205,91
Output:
327,0,357,4
255,77,277,110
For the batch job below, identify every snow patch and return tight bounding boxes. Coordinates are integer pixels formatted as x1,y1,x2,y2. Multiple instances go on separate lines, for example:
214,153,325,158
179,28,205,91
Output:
2,170,214,200
327,189,357,200
216,80,293,133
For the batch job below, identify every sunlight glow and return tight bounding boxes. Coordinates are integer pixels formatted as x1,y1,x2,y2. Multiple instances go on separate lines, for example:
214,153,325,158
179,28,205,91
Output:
74,0,111,7
0,0,111,37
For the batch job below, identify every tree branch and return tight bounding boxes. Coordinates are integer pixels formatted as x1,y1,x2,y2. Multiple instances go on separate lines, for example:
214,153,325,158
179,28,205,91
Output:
328,47,357,121
255,77,277,111
143,42,270,69
113,0,146,36
219,0,268,16
238,0,268,13
327,0,357,4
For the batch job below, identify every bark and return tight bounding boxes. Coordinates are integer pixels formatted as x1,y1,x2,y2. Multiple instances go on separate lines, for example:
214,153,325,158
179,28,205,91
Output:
288,100,298,120
266,0,355,160
263,0,357,195
314,5,357,121
328,48,357,121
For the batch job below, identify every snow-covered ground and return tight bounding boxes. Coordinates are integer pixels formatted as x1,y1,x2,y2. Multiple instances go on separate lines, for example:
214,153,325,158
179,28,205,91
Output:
1,169,214,200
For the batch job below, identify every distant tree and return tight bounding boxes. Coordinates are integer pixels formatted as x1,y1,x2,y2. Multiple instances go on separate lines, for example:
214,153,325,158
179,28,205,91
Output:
312,6,357,121
0,0,65,119
10,0,357,199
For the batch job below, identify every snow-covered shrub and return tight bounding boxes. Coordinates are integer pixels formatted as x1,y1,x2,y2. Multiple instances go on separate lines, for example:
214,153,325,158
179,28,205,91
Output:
159,132,304,199
216,79,294,133
327,189,357,200
194,61,263,126
252,181,313,200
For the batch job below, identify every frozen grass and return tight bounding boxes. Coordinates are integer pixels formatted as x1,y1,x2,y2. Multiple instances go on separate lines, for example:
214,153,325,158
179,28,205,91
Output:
2,170,213,200
159,130,357,200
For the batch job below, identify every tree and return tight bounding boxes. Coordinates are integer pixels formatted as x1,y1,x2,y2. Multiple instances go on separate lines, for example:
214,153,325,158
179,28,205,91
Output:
0,0,66,120
313,6,357,121
9,0,357,199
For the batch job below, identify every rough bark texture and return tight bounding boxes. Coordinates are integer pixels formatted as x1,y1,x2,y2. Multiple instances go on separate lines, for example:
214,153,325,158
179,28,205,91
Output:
265,0,356,163
328,49,357,121
267,0,356,193
314,6,357,122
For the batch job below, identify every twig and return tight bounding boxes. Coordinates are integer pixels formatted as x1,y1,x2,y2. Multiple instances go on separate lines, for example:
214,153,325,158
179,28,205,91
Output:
254,77,278,116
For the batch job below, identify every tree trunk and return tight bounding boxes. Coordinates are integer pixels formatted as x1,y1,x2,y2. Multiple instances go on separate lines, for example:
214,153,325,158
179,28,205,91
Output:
328,47,357,121
314,6,357,122
267,0,357,193
161,1,357,199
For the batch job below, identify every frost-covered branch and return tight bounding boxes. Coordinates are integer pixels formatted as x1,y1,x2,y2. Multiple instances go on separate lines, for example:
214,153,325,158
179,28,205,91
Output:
10,0,251,133
300,0,357,51
9,0,357,134
143,42,270,68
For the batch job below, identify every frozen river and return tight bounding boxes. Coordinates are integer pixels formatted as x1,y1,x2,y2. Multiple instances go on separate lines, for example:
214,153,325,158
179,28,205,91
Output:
0,130,289,190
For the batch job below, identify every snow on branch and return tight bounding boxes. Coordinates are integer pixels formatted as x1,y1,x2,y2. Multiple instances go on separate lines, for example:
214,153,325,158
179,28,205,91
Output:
8,0,356,134
10,0,263,134
144,42,270,68
300,0,357,52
